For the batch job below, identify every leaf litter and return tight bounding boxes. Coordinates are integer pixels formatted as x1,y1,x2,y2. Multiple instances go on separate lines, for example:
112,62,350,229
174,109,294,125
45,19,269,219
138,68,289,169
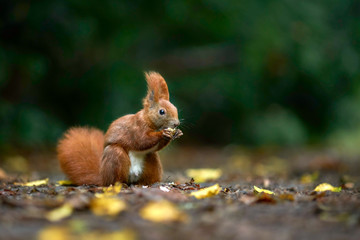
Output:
1,149,360,240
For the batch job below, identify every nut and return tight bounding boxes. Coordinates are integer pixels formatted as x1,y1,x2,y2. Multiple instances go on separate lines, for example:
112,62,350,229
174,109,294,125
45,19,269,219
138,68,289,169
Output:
165,127,176,133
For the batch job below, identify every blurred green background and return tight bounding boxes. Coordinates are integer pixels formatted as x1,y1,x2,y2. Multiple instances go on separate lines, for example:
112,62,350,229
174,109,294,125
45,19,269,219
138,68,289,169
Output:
1,1,360,151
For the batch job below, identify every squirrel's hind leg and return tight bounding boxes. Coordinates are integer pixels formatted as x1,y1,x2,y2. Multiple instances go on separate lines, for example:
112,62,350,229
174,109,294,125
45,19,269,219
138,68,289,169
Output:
100,145,130,186
137,153,163,185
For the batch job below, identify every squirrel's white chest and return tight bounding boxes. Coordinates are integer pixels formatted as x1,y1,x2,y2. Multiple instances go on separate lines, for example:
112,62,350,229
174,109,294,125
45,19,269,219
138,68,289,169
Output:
128,144,158,183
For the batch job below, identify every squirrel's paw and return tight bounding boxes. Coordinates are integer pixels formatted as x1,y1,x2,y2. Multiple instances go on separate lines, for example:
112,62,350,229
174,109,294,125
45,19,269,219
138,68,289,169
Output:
162,128,174,139
173,129,183,139
162,128,183,140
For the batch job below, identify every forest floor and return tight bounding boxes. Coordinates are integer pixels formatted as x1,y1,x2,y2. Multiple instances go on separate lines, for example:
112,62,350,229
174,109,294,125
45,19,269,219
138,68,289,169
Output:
0,146,359,240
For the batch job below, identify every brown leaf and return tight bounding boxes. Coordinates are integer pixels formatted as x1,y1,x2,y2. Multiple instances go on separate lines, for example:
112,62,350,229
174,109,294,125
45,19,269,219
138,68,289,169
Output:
278,193,295,201
256,193,277,204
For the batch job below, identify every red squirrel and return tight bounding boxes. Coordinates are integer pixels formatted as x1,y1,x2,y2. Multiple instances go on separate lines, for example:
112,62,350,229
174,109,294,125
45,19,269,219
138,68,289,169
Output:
57,72,182,186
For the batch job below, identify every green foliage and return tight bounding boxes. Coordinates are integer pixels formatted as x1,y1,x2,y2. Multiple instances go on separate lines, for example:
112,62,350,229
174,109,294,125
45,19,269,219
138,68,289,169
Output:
245,106,307,146
0,0,359,147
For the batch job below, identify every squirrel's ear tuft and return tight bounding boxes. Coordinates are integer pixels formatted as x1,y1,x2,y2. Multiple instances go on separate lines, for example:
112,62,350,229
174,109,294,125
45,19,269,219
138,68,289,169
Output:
143,71,169,108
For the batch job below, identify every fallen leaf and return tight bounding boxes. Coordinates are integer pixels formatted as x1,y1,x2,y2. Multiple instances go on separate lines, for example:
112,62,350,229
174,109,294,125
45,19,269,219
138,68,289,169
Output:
185,168,222,183
253,186,274,195
95,182,122,198
343,182,354,189
84,229,137,240
300,171,319,184
14,178,49,187
240,193,277,205
140,200,188,223
45,203,73,222
56,180,74,186
314,183,341,192
103,182,122,194
340,175,355,189
37,226,69,240
278,193,295,201
190,184,222,199
256,193,277,204
68,219,88,234
90,197,126,217
38,225,136,240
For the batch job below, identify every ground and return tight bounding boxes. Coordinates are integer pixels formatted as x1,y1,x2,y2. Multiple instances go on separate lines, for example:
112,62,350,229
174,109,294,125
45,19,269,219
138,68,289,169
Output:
0,146,359,240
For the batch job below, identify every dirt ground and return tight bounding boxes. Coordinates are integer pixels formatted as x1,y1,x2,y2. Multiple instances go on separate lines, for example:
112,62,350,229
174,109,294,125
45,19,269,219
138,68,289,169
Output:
0,146,359,240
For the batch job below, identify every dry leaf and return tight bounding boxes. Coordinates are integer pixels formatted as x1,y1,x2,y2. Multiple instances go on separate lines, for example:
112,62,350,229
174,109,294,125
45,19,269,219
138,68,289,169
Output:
314,183,341,192
90,197,126,217
56,180,74,186
45,203,73,222
14,178,49,187
185,168,222,183
279,193,295,201
256,192,277,204
103,182,122,194
190,184,222,199
240,193,277,205
38,225,136,240
253,186,274,195
37,226,69,240
95,182,122,198
83,229,136,240
300,172,319,184
140,200,188,223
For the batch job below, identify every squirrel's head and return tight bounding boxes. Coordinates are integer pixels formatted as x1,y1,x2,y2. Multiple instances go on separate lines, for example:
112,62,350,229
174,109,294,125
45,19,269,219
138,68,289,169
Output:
143,72,180,130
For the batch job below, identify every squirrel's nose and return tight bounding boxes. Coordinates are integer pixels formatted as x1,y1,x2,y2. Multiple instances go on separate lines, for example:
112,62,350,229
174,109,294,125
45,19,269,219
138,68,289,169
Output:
173,121,180,128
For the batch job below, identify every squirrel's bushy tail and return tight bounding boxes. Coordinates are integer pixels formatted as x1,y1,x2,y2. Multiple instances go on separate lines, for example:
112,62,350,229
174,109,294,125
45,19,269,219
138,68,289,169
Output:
57,127,104,185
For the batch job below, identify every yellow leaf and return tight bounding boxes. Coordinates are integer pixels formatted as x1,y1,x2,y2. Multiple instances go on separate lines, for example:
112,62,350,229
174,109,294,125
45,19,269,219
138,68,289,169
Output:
38,226,136,240
14,178,49,187
79,229,136,240
95,182,122,198
185,168,222,183
90,197,126,217
300,171,319,184
314,183,341,192
103,182,122,194
101,229,136,240
88,229,136,240
140,200,187,223
56,180,74,186
190,184,222,199
253,186,275,195
37,226,69,240
45,203,73,222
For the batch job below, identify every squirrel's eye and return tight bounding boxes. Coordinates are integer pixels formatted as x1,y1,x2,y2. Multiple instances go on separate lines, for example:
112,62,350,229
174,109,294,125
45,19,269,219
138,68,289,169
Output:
159,109,166,115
